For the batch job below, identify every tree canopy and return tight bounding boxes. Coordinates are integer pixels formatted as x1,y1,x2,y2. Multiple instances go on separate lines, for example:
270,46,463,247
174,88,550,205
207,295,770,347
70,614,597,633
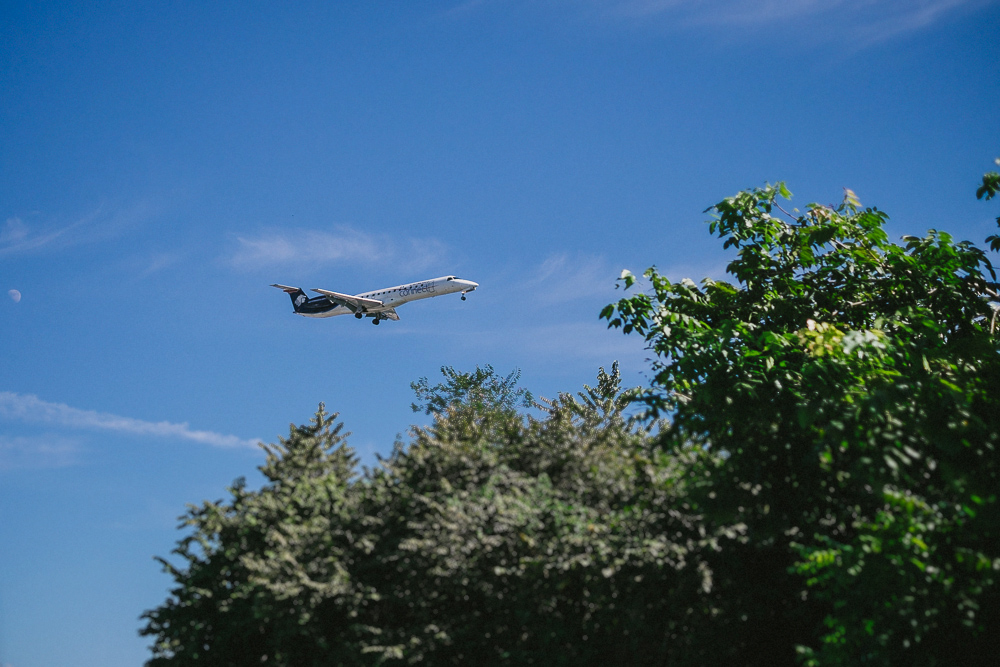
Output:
143,167,1000,666
602,179,1000,664
142,365,707,665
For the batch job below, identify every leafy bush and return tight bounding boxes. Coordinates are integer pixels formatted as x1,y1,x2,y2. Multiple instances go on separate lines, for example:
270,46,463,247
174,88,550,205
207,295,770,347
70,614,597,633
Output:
603,181,1000,665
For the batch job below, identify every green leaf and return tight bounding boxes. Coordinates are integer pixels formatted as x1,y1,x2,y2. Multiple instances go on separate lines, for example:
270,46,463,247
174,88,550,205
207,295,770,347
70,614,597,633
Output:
619,269,637,289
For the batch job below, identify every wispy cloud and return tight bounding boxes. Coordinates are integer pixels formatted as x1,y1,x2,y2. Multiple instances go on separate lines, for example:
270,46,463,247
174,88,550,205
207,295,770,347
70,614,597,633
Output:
0,215,85,255
483,257,731,365
228,225,447,273
589,0,992,23
0,434,82,470
471,320,650,364
447,253,649,363
1,201,159,257
137,252,181,278
521,253,621,306
654,0,994,47
1,217,28,244
597,0,835,22
0,392,260,449
453,0,995,44
521,252,729,305
443,0,507,18
846,0,981,44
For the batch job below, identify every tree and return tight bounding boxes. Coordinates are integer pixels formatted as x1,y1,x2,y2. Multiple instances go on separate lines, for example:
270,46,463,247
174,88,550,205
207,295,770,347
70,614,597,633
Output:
140,406,362,666
980,157,1000,252
348,363,702,665
603,182,1000,664
142,366,705,665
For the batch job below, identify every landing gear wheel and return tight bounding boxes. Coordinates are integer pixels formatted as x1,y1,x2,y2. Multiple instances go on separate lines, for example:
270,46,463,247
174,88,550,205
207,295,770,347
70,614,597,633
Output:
461,295,467,301
355,312,363,319
372,318,380,325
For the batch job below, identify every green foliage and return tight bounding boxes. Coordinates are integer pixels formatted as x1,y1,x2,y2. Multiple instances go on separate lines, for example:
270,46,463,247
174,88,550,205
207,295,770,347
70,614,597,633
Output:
345,363,699,665
142,365,710,665
981,158,1000,252
977,158,1000,202
140,406,360,665
409,365,535,445
603,182,1000,664
410,365,534,416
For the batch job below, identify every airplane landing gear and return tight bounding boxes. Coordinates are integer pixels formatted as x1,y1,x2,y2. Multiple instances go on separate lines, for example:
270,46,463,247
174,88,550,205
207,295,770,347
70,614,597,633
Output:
355,312,363,319
461,295,467,301
372,317,380,325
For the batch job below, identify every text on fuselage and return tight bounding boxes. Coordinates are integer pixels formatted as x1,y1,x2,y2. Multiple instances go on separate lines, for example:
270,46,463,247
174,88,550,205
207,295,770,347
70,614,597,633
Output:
399,282,436,297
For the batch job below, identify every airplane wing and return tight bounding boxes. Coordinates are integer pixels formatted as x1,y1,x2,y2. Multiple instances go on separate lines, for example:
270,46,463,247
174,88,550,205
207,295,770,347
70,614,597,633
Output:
381,308,400,321
311,289,383,313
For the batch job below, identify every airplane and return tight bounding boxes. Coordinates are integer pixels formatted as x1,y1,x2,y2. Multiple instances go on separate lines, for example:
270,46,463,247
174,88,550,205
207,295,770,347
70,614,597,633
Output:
271,275,478,325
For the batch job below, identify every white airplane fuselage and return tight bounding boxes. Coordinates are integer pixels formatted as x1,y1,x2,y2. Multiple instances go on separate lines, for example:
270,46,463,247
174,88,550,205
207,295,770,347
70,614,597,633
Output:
272,275,478,323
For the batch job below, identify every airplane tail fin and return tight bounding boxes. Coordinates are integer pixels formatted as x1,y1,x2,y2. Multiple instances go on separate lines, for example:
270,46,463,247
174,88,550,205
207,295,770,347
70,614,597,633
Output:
271,284,309,312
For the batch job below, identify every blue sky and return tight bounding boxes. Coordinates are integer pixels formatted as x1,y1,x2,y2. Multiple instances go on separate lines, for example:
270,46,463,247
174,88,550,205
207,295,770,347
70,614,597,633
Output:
1,1,998,664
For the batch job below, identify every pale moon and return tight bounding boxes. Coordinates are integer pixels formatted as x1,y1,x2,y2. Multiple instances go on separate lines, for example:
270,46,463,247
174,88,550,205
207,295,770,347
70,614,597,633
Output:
8,289,21,303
